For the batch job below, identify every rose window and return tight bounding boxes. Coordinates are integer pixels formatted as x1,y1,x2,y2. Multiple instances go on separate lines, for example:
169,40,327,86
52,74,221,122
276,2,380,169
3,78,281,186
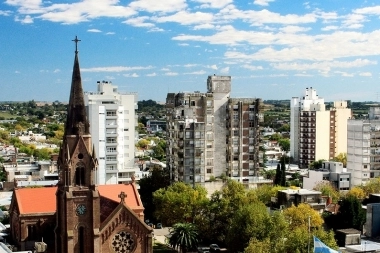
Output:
111,231,136,253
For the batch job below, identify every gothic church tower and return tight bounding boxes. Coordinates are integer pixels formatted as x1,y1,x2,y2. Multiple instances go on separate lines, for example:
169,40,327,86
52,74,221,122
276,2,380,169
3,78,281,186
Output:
55,37,100,253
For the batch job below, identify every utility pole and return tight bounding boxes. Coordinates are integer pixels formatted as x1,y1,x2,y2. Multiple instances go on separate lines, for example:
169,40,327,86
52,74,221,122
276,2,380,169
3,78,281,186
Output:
308,216,311,253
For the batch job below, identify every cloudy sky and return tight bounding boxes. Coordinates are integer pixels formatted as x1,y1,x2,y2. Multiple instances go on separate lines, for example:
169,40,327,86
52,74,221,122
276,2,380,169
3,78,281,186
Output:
1,0,380,102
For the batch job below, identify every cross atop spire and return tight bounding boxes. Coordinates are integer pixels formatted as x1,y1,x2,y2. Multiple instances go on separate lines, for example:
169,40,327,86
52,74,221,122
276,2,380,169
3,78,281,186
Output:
72,36,81,53
118,191,127,203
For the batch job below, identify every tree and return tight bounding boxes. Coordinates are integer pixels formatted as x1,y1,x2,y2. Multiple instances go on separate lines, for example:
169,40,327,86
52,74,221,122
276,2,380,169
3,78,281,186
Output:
278,138,290,154
168,223,199,253
199,180,251,244
346,186,366,200
335,195,366,231
138,167,170,222
274,163,282,185
153,182,208,226
309,159,325,170
136,139,150,150
226,201,273,252
253,185,286,205
332,153,347,167
362,177,380,196
313,181,340,203
280,159,286,186
282,203,338,252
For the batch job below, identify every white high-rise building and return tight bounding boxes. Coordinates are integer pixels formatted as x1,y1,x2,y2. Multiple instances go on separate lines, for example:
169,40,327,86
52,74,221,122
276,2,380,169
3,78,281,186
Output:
84,81,138,184
290,87,351,168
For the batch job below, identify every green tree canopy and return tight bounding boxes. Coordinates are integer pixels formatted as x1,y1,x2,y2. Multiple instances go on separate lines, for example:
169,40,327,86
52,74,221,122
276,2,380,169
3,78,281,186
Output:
153,182,208,226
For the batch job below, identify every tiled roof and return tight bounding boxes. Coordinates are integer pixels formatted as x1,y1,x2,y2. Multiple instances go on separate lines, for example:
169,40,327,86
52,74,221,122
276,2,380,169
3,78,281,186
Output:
14,187,57,215
14,184,142,215
98,184,142,209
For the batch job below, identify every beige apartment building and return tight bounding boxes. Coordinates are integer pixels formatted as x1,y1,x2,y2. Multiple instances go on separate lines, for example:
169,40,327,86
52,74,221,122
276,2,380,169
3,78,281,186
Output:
290,87,351,168
166,75,263,186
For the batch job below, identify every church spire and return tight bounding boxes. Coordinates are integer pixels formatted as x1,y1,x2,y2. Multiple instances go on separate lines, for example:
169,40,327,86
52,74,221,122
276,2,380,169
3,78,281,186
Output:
64,36,90,136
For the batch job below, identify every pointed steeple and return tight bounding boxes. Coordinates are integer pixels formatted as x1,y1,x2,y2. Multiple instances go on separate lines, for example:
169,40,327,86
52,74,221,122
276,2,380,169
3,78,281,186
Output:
64,36,90,136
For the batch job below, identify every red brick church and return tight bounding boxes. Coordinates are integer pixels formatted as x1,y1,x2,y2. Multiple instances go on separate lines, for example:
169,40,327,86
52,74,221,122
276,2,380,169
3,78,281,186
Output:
8,37,153,253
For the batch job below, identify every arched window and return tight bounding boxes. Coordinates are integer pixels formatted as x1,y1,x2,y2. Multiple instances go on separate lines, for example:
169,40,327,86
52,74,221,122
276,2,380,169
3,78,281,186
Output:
75,163,85,186
79,227,85,252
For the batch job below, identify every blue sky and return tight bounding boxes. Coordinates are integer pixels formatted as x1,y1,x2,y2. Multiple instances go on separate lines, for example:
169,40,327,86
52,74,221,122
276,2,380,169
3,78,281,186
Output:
1,0,380,103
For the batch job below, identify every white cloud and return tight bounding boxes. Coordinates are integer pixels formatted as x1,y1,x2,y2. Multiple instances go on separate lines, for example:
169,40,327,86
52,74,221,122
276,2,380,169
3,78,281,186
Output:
161,68,170,71
359,72,372,77
123,16,155,28
334,71,354,77
153,11,213,25
242,64,263,71
88,29,101,33
321,25,339,31
294,73,312,77
12,0,137,24
354,6,380,15
53,69,61,73
192,0,232,9
15,70,20,74
220,66,229,73
82,66,154,72
123,73,139,77
129,0,187,13
0,10,12,16
206,64,218,70
271,59,376,71
193,23,215,30
164,72,179,76
16,15,33,24
253,0,275,6
184,64,198,67
178,43,189,46
184,70,207,75
279,25,311,33
106,32,115,35
217,6,317,25
146,72,157,76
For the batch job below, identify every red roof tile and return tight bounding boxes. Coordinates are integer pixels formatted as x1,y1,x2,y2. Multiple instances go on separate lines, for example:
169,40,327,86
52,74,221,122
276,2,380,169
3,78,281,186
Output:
15,187,57,215
15,184,142,215
98,184,142,209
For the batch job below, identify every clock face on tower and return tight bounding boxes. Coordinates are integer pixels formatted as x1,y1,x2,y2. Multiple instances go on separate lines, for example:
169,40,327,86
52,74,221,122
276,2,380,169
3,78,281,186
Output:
76,204,86,216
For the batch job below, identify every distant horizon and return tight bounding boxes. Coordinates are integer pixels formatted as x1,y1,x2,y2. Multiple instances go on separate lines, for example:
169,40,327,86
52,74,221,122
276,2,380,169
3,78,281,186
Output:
2,1,380,102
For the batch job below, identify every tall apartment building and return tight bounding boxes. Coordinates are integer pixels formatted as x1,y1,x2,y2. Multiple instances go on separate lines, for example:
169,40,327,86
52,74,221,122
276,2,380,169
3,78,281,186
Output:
347,107,380,186
84,81,138,184
166,75,263,185
290,87,351,168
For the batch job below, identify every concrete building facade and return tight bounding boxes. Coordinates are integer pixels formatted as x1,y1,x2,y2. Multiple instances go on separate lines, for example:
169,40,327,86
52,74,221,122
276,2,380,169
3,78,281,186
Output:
347,107,380,186
84,81,138,185
290,87,351,168
166,75,264,186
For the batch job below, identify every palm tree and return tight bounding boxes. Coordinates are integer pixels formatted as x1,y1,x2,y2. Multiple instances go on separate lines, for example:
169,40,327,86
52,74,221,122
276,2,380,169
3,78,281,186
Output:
168,223,199,253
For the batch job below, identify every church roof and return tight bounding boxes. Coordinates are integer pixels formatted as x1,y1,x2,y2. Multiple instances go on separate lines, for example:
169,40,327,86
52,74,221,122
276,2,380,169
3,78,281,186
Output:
14,184,142,215
98,183,143,209
14,187,57,215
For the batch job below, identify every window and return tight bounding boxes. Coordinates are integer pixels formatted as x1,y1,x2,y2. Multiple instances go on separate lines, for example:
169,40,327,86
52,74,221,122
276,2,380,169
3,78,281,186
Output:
207,100,212,107
106,110,117,116
107,147,117,152
106,156,117,161
207,168,212,173
191,101,195,106
206,159,213,166
106,137,116,143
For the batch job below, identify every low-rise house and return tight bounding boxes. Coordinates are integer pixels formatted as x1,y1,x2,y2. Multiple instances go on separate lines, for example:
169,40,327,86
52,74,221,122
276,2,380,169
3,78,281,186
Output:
303,161,351,191
273,188,325,212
